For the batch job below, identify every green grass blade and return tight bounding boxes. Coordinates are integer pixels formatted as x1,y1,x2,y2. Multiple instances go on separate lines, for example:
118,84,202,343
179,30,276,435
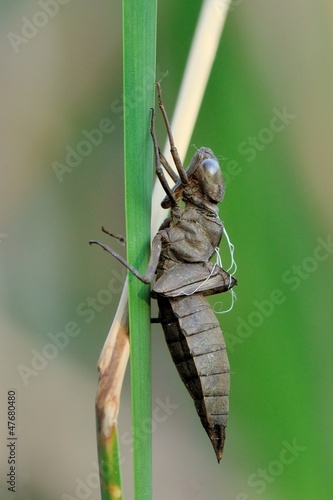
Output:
123,1,157,498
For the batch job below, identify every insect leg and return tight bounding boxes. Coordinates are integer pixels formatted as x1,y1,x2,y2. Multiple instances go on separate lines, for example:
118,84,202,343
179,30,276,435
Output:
150,317,160,323
89,232,162,285
150,108,177,207
101,226,126,245
156,82,188,186
159,151,179,183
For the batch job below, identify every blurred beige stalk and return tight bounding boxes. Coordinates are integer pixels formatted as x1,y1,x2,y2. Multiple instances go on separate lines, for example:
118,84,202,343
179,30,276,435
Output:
95,0,230,453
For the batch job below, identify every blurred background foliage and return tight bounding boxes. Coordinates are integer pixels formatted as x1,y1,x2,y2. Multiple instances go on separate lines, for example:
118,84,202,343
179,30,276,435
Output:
1,1,332,499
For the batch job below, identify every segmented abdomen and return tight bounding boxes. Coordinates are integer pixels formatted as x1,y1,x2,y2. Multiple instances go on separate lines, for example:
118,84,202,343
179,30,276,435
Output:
157,293,229,461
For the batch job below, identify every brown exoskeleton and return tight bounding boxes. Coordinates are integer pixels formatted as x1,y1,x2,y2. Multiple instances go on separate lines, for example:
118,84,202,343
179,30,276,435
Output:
90,83,237,462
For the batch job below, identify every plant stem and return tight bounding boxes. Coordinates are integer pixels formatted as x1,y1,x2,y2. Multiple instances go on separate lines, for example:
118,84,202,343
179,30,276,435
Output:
123,1,157,499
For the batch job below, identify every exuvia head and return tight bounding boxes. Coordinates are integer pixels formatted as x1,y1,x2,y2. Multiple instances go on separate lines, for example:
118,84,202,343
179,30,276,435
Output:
161,147,225,209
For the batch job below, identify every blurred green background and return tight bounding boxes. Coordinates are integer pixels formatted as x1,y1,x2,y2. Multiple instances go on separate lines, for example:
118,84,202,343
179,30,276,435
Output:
1,1,332,499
